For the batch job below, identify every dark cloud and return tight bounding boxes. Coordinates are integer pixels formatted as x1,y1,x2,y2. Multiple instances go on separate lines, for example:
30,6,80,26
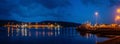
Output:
81,0,100,5
0,0,72,22
37,0,71,9
0,0,16,16
0,7,10,15
80,0,120,7
0,0,7,3
109,0,120,6
19,0,36,6
0,0,71,16
10,0,71,18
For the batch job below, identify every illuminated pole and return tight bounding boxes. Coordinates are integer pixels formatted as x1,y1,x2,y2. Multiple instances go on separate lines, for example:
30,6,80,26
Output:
115,17,117,24
115,8,120,24
95,12,98,25
115,16,120,24
117,8,120,13
115,15,116,24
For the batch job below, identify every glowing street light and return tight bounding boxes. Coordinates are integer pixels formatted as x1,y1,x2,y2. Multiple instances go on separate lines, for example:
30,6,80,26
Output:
115,16,120,20
115,15,120,23
117,8,120,13
95,12,99,24
115,8,120,23
95,12,98,16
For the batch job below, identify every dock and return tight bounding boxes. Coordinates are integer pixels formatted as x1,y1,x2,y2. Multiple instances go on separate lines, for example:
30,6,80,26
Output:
77,24,120,35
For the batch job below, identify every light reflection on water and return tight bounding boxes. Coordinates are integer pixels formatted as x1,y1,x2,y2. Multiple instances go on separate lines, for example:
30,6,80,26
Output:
0,26,112,44
7,27,61,37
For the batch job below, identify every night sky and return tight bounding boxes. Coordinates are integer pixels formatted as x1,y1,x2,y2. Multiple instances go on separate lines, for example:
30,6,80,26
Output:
0,0,120,24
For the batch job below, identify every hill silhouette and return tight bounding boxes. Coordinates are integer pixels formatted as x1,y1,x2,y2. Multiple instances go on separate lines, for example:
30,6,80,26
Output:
0,20,81,27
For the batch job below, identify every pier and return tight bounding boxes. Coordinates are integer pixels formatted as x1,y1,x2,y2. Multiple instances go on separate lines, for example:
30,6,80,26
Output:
77,23,120,35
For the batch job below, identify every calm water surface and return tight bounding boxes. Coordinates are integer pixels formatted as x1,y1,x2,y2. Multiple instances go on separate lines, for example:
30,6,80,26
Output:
0,27,109,44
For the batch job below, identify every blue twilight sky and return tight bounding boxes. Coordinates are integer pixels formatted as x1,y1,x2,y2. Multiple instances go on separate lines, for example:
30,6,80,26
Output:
0,0,120,24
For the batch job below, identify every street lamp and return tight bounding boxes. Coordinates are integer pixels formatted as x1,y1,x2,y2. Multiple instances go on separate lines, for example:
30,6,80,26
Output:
95,12,98,25
115,8,120,23
115,15,120,24
117,8,120,13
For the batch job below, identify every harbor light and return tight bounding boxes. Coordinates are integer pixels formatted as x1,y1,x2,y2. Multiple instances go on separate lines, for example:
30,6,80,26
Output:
95,12,98,16
115,16,120,20
117,8,120,13
115,15,120,23
95,11,99,24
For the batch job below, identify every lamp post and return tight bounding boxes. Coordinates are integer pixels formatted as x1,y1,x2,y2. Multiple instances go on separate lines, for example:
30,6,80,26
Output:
95,12,98,25
115,16,120,24
115,8,120,24
117,8,120,14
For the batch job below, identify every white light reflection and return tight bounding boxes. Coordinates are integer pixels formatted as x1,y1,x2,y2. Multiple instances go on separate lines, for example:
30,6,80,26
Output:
21,28,25,36
29,31,31,37
11,27,14,36
7,25,61,37
16,27,20,36
24,28,27,36
36,31,38,37
7,27,10,37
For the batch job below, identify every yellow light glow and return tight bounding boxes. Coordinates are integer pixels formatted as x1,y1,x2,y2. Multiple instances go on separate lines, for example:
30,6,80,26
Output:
117,8,120,13
115,16,120,21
